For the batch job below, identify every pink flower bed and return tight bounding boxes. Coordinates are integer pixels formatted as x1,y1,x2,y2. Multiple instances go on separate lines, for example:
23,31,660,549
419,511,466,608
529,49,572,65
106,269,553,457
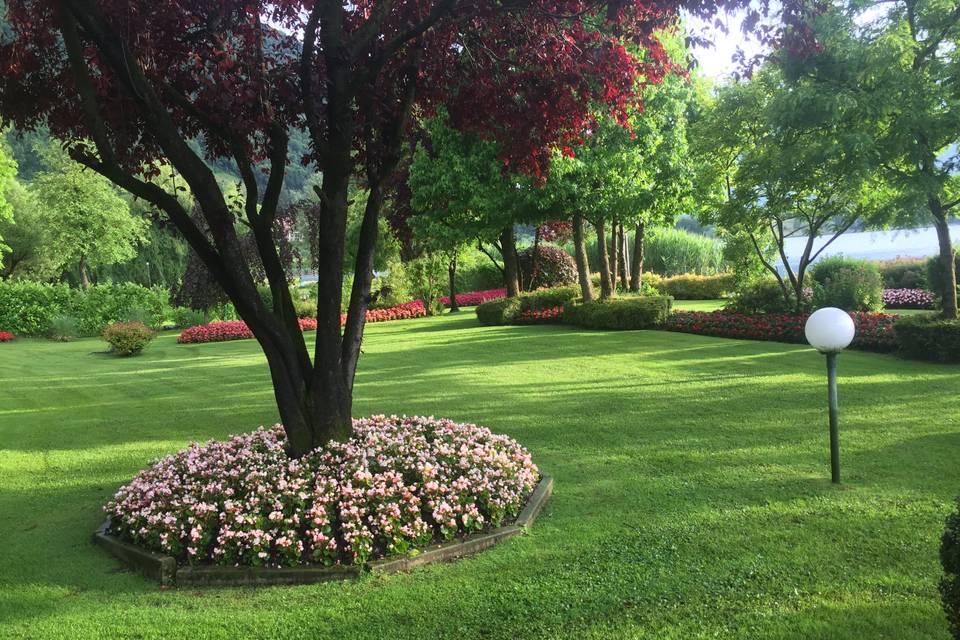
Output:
104,416,539,567
178,302,426,344
883,288,936,309
514,306,564,324
439,288,507,307
0,331,14,342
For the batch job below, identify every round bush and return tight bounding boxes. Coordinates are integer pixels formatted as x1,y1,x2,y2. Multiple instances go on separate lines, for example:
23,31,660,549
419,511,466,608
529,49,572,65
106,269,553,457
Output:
105,416,539,567
517,245,578,290
942,497,960,639
101,321,155,356
810,257,883,312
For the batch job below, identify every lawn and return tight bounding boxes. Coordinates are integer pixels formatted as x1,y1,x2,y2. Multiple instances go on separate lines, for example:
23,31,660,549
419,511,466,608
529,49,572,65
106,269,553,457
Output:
1,314,958,639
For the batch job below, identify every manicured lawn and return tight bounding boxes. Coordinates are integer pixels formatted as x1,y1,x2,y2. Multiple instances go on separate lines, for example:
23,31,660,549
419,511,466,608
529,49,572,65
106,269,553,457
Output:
1,315,958,639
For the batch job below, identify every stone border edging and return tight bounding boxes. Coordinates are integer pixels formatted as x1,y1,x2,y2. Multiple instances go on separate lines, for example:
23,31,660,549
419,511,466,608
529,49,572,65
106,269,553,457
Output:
93,474,553,587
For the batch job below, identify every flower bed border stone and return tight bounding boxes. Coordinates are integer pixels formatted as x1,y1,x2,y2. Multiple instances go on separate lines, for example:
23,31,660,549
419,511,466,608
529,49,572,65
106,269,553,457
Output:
93,474,553,587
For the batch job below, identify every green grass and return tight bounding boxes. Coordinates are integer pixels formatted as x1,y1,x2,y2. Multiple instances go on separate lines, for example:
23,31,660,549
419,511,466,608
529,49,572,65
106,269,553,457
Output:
1,316,958,639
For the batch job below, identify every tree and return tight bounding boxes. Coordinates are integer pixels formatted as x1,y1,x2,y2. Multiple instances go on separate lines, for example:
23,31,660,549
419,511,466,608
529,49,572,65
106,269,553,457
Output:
783,2,960,318
0,179,61,280
693,64,895,311
0,0,789,456
0,145,15,269
30,147,145,288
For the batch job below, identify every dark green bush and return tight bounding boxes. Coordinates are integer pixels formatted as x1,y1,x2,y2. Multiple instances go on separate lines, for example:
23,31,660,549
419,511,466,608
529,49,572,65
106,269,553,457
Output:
942,497,960,640
810,262,884,312
563,296,673,330
257,284,274,312
519,286,580,311
894,315,960,364
879,258,928,289
47,314,79,342
926,249,960,300
172,307,208,328
475,297,521,326
0,282,72,336
727,279,796,314
101,321,155,356
650,273,735,300
518,245,578,290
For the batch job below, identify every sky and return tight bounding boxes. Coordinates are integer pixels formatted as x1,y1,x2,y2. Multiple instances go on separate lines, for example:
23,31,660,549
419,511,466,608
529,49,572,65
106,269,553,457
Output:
684,11,768,81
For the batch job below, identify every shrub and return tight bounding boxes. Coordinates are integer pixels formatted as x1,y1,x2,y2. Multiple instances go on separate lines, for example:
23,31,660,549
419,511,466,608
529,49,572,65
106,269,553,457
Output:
0,281,72,336
47,314,79,342
883,288,936,310
101,321,155,356
440,288,506,307
519,286,580,311
293,298,316,318
879,258,928,289
926,248,960,301
476,297,521,326
727,279,797,314
0,331,15,342
361,300,426,323
563,296,673,330
172,307,208,328
514,306,564,324
257,285,274,312
517,245,578,290
104,416,539,567
644,228,726,276
456,260,504,293
408,254,446,316
942,497,960,640
810,257,884,312
894,315,960,364
71,284,168,334
650,273,735,300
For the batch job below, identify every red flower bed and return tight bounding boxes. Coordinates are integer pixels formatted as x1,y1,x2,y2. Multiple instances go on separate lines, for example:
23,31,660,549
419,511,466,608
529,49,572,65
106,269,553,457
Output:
179,302,425,344
0,331,15,342
439,288,507,307
663,311,899,351
514,306,564,325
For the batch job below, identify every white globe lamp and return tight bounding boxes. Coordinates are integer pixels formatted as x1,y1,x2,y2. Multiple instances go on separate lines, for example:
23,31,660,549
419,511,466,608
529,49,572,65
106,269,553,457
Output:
804,307,856,484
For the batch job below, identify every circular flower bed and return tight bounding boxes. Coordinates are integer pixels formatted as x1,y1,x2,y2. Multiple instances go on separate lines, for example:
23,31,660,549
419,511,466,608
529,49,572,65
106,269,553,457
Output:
105,416,539,568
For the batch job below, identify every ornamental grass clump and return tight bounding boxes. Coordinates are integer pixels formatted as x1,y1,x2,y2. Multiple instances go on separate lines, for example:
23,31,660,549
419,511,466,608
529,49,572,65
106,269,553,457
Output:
101,321,154,356
104,416,539,568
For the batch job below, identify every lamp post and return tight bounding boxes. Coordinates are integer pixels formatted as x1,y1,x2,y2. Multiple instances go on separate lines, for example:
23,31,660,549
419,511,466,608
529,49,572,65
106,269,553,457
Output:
804,307,856,484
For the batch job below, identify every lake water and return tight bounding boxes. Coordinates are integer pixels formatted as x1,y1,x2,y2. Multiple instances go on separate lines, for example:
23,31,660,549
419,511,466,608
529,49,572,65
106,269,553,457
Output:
782,223,960,270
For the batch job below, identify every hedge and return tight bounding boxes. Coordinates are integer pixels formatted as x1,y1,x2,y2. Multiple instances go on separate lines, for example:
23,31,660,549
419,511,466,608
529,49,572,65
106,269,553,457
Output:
475,286,579,326
563,296,673,330
894,315,960,364
0,282,168,337
648,273,735,300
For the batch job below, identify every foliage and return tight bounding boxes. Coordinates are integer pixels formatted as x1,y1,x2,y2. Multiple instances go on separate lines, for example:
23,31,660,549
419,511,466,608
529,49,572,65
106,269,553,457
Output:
0,179,60,280
883,289,937,310
943,496,960,640
475,297,522,326
47,314,79,342
105,417,539,566
809,258,884,312
0,144,16,269
514,306,565,324
519,286,581,312
726,279,803,315
407,254,446,316
517,246,578,291
894,315,960,364
664,311,899,351
563,296,673,330
649,273,736,300
0,281,73,336
926,249,960,302
178,318,319,345
879,258,928,290
439,288,506,308
171,307,208,329
101,321,154,356
644,228,726,276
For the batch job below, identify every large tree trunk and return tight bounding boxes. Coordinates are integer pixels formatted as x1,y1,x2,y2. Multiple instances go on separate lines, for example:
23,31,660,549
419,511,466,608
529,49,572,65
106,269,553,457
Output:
630,221,645,292
500,226,521,297
572,212,594,302
594,219,614,298
932,200,958,319
78,255,90,290
448,255,459,312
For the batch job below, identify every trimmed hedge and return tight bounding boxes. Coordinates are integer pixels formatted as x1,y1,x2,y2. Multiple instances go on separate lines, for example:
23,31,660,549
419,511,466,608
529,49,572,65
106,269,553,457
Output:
563,296,673,330
0,282,168,336
879,258,928,289
894,315,960,364
475,297,521,326
475,286,579,326
648,273,735,300
942,496,960,640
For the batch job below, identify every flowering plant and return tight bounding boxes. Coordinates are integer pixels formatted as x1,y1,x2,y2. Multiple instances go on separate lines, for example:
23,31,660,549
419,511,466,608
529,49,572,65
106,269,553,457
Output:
439,288,507,307
104,416,539,568
514,305,564,324
882,288,936,310
0,331,14,342
664,310,899,351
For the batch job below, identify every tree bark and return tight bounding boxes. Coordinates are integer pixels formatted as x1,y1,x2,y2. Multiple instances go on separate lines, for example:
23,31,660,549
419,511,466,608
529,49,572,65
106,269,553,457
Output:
572,212,594,302
78,255,90,290
448,255,459,312
932,200,958,319
630,221,645,292
609,217,620,293
529,226,542,290
617,222,629,290
500,226,521,297
594,219,614,298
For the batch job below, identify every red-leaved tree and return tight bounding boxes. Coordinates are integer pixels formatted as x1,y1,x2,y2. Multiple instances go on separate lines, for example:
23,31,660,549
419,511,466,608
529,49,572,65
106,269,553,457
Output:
0,0,797,456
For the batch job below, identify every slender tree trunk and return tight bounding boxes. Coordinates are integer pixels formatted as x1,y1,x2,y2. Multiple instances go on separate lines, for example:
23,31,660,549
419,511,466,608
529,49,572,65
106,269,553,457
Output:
500,226,521,297
572,212,594,302
630,221,645,293
932,200,958,319
610,217,620,292
448,255,459,312
594,219,614,298
529,226,542,290
617,222,629,290
78,256,90,290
